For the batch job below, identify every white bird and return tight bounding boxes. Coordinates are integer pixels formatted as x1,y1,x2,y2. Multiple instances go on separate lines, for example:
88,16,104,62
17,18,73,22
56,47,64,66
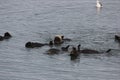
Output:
96,0,103,8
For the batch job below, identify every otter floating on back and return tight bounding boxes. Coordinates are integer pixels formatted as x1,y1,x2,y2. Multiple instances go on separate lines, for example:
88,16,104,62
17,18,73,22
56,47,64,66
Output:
25,41,53,48
54,35,72,44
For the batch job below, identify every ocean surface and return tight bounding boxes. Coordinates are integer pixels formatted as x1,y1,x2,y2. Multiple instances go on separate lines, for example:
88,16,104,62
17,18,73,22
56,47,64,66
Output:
0,0,120,80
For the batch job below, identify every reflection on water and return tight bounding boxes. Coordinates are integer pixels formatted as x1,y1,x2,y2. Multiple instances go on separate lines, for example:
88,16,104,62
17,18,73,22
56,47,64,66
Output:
96,7,102,14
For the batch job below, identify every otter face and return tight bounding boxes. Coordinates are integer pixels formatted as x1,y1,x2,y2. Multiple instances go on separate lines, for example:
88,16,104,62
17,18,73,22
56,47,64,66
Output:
54,35,63,44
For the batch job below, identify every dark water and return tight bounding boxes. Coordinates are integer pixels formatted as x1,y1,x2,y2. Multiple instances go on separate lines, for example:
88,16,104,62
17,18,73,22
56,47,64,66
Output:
0,0,120,80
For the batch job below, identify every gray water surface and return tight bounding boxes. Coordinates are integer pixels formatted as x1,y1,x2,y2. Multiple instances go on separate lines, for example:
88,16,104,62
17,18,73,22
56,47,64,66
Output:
0,0,120,80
